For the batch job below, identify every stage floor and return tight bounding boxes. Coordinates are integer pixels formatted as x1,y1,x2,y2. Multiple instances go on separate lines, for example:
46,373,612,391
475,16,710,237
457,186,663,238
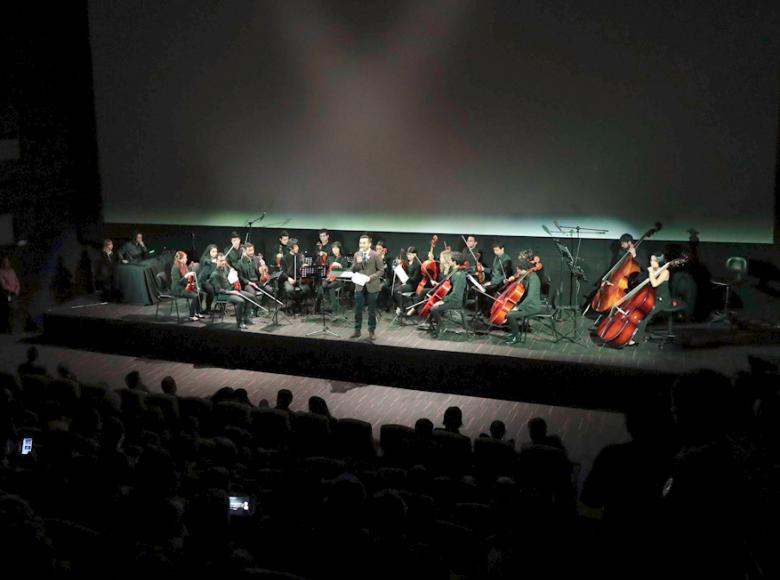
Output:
42,297,780,411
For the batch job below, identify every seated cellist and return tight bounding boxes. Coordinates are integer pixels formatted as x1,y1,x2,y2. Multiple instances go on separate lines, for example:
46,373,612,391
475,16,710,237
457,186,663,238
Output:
504,250,543,345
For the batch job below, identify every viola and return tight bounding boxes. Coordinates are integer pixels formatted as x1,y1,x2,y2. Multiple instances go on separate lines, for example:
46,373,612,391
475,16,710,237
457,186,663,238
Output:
256,255,271,284
489,258,543,325
596,257,688,348
326,259,343,282
590,223,661,313
417,235,440,295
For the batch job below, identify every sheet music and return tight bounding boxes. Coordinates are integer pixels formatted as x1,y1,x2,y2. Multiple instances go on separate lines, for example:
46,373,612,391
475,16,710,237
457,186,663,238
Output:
394,264,409,284
352,272,370,287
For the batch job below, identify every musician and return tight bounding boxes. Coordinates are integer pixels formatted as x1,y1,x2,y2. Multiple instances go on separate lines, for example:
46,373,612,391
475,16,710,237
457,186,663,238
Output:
119,231,149,263
461,234,485,274
314,229,334,264
504,251,543,345
224,232,243,270
350,234,385,340
429,252,468,338
484,241,513,293
322,241,348,315
235,243,268,306
272,230,291,273
198,244,219,313
618,233,648,285
209,253,252,329
628,254,686,346
0,256,20,334
282,239,311,310
170,251,203,321
374,240,393,310
94,239,117,301
393,246,422,313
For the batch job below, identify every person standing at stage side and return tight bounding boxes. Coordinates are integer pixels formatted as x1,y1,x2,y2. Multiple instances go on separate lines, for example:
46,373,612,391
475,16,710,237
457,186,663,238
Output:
0,255,21,333
350,234,385,340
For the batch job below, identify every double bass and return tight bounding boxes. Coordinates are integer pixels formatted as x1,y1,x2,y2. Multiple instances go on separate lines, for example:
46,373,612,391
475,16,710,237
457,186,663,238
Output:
489,257,543,325
596,257,688,348
416,235,440,295
590,223,662,314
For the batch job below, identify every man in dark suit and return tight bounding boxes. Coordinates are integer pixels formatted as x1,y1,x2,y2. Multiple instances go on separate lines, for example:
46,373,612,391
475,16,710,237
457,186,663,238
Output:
350,234,385,340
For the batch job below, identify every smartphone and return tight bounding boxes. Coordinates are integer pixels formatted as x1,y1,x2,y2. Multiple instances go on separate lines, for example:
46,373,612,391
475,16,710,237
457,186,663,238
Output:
19,437,33,455
228,496,253,515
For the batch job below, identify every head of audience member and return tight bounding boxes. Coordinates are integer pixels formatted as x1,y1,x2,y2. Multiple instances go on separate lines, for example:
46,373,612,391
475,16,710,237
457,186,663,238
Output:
56,363,76,381
125,370,142,390
276,389,293,411
442,406,463,433
26,347,39,364
527,417,549,444
233,388,251,406
415,418,434,439
161,376,177,396
308,396,331,417
489,420,507,440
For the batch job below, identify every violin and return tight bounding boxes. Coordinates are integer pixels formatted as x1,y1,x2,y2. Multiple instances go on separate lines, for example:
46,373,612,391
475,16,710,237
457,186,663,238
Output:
256,255,271,284
316,242,328,266
460,235,485,284
490,258,543,325
590,223,661,313
326,258,344,282
596,256,688,348
417,235,440,295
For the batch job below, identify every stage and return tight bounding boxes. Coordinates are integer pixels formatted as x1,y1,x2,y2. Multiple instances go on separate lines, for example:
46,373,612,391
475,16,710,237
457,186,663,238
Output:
42,297,780,412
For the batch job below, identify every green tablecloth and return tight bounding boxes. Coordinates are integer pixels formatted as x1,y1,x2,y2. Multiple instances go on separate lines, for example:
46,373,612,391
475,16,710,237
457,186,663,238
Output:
115,251,173,305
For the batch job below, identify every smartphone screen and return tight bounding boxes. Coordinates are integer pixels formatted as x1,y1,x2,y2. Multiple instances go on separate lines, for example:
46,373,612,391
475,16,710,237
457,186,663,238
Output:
228,496,252,515
20,437,33,455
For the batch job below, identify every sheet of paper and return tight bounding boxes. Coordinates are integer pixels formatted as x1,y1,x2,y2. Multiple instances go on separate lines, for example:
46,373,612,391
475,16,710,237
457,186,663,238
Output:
336,271,353,279
394,264,409,284
352,272,370,287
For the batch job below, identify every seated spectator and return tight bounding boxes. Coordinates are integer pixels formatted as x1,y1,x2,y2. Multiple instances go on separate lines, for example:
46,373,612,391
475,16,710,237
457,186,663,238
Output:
308,395,337,430
56,363,77,382
438,406,463,434
275,388,293,411
18,347,46,376
124,370,149,393
161,376,177,396
479,419,515,447
233,388,253,407
521,417,565,452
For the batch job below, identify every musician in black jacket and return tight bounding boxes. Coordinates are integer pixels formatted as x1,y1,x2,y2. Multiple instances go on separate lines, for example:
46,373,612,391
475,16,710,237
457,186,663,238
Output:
393,246,422,313
281,240,311,311
170,251,203,321
224,232,243,270
209,253,252,329
198,244,219,313
429,252,468,338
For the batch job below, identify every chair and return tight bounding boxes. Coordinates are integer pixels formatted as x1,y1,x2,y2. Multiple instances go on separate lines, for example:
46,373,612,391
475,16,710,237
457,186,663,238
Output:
251,408,292,450
439,292,472,337
646,298,687,349
291,411,332,457
334,418,376,460
380,424,415,464
710,256,747,323
519,283,559,343
154,271,191,322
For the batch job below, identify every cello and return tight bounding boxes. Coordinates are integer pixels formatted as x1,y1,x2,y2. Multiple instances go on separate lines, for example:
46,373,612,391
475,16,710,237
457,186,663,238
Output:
419,251,458,318
596,256,687,347
416,235,440,295
589,223,662,314
490,257,543,325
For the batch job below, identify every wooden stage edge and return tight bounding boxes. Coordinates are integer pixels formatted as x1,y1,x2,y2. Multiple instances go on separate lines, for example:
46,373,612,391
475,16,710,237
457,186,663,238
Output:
40,299,777,412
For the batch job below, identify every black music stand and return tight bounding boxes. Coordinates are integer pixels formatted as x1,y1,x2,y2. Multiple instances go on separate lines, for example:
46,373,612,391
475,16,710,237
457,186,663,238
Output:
304,265,338,337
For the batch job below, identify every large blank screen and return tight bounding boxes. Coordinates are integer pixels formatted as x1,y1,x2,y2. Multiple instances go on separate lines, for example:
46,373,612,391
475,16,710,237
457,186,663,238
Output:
89,0,779,242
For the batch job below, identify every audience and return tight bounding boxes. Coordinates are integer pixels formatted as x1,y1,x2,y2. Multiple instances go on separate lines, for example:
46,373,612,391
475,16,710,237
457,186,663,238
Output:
0,352,776,580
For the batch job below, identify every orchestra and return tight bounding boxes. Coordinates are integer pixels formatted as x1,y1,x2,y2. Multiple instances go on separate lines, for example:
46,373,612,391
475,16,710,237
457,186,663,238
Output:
116,221,692,348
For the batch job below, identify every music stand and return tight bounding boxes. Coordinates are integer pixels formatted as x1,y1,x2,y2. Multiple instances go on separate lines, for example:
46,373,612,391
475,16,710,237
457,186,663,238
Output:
304,265,338,337
543,223,604,343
